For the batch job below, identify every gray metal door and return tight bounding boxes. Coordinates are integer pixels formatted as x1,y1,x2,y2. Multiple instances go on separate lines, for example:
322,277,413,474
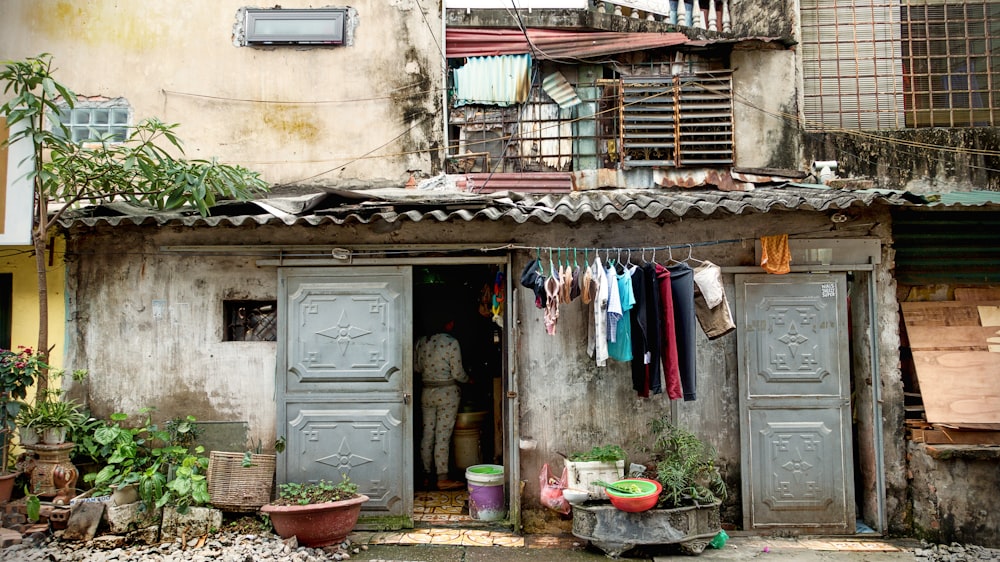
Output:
277,267,412,517
735,273,855,533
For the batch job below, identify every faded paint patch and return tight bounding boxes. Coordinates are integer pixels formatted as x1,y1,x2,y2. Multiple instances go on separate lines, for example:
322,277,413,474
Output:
26,0,164,50
262,104,321,143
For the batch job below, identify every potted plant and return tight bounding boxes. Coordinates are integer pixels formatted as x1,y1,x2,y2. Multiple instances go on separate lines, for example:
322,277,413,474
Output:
260,474,369,548
571,417,726,557
0,347,45,502
564,444,627,498
33,395,87,444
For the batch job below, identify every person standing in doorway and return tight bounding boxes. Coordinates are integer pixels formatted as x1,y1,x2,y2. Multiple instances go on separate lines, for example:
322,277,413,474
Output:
415,314,469,491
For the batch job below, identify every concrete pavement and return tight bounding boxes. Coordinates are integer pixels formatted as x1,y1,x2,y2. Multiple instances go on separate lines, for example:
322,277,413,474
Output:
349,534,923,561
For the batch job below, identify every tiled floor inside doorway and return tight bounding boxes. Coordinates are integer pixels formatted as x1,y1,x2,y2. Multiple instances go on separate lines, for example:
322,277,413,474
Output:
353,490,537,547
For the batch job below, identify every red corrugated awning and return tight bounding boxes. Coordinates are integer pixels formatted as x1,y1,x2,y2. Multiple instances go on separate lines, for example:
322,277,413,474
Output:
447,28,689,60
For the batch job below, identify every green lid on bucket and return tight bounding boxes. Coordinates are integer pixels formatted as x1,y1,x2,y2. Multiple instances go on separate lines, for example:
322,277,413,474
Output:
468,465,503,475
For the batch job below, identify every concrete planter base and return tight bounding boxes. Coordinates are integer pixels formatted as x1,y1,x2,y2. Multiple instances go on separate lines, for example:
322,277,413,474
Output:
571,500,721,558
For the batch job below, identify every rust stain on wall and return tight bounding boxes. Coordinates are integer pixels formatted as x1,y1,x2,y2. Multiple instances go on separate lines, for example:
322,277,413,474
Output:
262,104,321,143
26,0,163,50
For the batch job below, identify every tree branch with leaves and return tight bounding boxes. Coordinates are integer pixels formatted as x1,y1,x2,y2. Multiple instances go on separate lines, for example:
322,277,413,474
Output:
1,54,270,394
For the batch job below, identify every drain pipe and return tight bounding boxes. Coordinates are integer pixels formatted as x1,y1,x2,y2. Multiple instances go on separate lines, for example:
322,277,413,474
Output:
868,265,887,533
441,3,449,173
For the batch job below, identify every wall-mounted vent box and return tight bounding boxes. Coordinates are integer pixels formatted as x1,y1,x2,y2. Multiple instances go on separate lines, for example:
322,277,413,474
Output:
245,8,346,45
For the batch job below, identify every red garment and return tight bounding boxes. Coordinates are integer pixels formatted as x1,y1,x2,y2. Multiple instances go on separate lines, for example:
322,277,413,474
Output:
654,263,682,400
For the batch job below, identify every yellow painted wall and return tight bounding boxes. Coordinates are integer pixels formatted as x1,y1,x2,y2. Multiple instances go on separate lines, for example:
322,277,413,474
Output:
0,236,66,372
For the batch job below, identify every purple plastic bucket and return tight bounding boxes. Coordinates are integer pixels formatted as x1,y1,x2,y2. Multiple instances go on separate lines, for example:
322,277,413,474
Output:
466,464,505,521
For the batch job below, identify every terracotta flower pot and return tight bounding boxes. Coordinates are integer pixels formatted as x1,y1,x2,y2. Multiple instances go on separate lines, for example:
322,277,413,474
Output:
0,471,17,504
261,494,369,547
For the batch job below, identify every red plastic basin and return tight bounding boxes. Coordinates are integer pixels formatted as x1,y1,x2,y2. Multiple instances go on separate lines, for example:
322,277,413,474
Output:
604,478,662,513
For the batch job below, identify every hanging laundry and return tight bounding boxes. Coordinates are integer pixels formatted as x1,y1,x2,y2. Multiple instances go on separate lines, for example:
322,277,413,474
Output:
654,264,682,400
587,256,609,367
519,258,547,309
628,264,653,397
667,262,697,401
570,264,581,301
760,234,791,274
607,264,635,362
581,264,593,304
692,261,736,339
544,274,561,335
639,263,664,396
605,262,623,344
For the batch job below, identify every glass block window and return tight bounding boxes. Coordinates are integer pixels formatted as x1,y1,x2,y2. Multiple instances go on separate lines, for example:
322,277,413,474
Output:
52,105,130,143
224,300,277,342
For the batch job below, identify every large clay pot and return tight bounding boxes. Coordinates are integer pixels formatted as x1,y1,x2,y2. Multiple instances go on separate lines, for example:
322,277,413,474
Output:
0,471,17,503
260,494,369,547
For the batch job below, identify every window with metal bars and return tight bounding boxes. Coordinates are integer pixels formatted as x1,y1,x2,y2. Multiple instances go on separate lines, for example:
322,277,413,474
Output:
447,72,733,172
224,300,277,342
900,1,999,127
801,0,999,131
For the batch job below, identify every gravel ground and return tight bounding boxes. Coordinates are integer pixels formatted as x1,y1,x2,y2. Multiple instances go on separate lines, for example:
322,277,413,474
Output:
3,533,1000,562
2,531,364,562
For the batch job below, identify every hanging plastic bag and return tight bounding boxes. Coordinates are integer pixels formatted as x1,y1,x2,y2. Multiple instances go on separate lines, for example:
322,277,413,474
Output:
539,463,571,514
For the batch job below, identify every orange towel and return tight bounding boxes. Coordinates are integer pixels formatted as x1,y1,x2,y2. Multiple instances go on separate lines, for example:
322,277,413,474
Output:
760,234,791,274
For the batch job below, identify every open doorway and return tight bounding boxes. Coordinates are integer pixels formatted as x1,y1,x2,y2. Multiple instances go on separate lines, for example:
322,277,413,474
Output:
412,264,505,525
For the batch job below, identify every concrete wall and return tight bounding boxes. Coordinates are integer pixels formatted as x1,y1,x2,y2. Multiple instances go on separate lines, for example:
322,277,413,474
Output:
0,0,443,188
908,444,1000,548
64,206,904,534
732,48,802,170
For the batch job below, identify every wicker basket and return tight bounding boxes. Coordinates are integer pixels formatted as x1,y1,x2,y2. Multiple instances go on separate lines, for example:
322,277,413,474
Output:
207,451,276,512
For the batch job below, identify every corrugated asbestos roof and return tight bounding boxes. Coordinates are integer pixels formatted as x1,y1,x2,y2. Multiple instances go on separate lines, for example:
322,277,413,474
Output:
57,184,925,230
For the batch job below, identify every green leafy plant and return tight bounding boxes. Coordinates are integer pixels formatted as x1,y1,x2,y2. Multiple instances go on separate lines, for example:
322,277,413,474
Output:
143,444,210,513
568,444,627,463
31,396,86,431
272,475,359,506
646,416,726,509
0,347,45,471
85,410,164,496
165,416,202,450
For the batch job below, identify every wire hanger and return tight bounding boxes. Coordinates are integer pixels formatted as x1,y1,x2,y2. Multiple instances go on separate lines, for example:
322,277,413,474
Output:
685,243,704,265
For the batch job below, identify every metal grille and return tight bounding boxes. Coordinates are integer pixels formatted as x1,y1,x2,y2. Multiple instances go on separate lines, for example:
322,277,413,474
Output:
801,0,905,130
900,0,1000,127
225,301,277,342
619,72,734,167
802,0,999,130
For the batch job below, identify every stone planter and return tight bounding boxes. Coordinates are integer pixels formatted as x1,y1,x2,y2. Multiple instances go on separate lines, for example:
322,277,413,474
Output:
260,494,369,548
571,500,721,558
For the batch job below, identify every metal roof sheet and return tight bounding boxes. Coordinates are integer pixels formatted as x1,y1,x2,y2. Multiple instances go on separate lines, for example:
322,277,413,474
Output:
58,185,922,231
446,28,688,59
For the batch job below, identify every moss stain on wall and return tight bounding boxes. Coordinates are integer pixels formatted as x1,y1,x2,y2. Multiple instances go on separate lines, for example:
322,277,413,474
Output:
262,104,321,143
28,1,164,51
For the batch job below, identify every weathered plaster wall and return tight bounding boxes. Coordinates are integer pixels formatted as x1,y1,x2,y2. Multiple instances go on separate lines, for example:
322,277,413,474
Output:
802,130,1000,192
729,0,794,41
64,206,903,533
732,48,801,170
908,444,1000,548
0,0,443,187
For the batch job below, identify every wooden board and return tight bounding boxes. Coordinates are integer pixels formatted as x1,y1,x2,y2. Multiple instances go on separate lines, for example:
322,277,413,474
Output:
900,301,1000,326
909,427,1000,445
905,325,996,351
955,288,1000,301
911,351,1000,425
